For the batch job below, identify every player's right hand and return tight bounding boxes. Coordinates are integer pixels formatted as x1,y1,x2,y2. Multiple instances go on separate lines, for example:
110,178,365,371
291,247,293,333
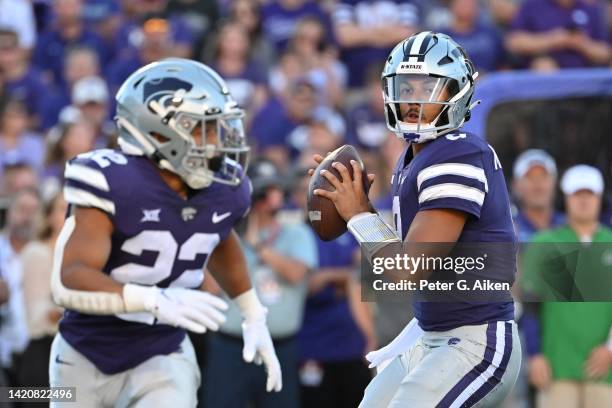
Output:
146,287,229,333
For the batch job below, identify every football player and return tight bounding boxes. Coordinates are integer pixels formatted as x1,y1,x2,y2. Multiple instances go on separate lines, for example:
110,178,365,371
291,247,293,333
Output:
312,32,521,407
49,59,282,407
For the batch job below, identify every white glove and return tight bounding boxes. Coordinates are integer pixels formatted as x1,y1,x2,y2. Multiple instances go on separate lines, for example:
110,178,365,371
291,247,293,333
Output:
123,284,228,333
234,289,282,392
365,318,423,370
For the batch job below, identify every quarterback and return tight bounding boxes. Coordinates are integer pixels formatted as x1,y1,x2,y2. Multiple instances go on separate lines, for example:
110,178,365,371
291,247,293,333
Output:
313,32,521,407
49,59,281,407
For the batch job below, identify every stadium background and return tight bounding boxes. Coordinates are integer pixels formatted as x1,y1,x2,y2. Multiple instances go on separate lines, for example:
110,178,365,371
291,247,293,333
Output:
0,0,610,407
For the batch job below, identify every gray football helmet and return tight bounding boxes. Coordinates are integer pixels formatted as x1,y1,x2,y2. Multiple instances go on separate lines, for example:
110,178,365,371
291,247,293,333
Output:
115,58,249,189
382,31,479,143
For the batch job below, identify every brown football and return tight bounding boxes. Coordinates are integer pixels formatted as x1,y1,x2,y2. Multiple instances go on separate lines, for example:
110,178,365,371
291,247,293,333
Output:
307,145,370,241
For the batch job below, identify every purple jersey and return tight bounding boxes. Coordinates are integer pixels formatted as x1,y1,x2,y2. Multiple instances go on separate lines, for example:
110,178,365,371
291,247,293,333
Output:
59,149,251,374
391,132,516,331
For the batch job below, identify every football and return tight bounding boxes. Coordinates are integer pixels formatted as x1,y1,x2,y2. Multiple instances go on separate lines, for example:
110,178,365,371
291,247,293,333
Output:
307,145,370,241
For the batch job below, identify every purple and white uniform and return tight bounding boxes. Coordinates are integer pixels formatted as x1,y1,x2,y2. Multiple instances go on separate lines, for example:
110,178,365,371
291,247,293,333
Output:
58,149,250,375
360,132,521,407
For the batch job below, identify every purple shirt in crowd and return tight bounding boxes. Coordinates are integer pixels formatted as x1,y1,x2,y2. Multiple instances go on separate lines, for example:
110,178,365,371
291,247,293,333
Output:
510,0,608,68
332,0,420,88
260,0,334,53
32,27,109,86
298,232,366,361
440,22,506,73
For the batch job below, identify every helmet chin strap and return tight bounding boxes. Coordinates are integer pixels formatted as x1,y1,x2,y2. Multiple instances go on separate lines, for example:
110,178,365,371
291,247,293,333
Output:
396,103,449,143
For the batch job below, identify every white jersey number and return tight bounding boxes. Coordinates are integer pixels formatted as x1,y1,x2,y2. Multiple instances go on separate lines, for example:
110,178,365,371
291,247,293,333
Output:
110,231,220,286
111,231,220,324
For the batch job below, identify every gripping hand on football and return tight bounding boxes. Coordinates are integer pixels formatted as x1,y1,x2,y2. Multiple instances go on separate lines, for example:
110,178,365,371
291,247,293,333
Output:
123,284,229,333
309,153,375,221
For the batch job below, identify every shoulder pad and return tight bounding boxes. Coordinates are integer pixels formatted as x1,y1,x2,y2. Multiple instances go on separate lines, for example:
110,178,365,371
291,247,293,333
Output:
63,149,129,216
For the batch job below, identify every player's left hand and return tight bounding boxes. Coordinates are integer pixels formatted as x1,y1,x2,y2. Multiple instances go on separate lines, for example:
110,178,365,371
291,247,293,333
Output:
314,160,374,221
584,345,612,379
242,313,283,392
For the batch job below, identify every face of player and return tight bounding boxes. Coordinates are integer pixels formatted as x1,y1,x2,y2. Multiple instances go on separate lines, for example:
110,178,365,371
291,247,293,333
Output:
516,165,556,210
565,190,601,224
395,76,451,124
191,121,218,146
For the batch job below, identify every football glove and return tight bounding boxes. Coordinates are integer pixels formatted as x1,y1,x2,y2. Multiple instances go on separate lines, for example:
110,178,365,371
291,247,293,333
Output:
366,318,423,371
123,284,228,333
234,288,282,392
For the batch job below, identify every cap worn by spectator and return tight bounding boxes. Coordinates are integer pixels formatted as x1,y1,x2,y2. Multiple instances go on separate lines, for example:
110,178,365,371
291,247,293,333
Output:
72,76,109,105
247,159,285,199
560,165,604,195
513,149,557,179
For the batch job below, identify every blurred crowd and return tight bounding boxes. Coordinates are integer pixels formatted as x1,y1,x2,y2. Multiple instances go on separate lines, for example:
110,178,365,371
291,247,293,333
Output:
0,0,611,407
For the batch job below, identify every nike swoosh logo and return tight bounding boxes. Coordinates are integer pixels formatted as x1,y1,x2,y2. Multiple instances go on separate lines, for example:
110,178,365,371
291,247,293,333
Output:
212,211,231,224
55,355,74,366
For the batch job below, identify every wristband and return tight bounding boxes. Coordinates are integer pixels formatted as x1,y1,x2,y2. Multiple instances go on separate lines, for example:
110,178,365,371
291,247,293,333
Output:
123,284,156,313
233,288,267,321
347,212,401,263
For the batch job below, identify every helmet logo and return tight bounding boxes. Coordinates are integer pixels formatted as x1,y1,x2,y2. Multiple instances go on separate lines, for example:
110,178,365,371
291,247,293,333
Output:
143,77,193,106
397,63,425,74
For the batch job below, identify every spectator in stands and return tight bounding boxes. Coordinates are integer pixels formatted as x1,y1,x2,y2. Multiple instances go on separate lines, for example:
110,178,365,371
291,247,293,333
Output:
107,17,176,93
43,119,96,182
0,97,44,175
205,21,268,122
114,0,194,59
346,62,387,151
290,168,373,408
506,0,611,69
371,132,405,210
0,0,36,50
286,17,347,108
0,29,55,130
204,159,317,408
512,149,565,242
522,165,612,407
295,121,344,168
260,0,333,54
70,76,116,144
0,163,37,198
32,0,108,86
229,0,275,69
439,0,507,73
17,190,66,387
0,188,41,381
332,0,419,88
167,0,220,46
250,77,318,170
36,46,102,130
81,0,122,52
487,0,521,28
